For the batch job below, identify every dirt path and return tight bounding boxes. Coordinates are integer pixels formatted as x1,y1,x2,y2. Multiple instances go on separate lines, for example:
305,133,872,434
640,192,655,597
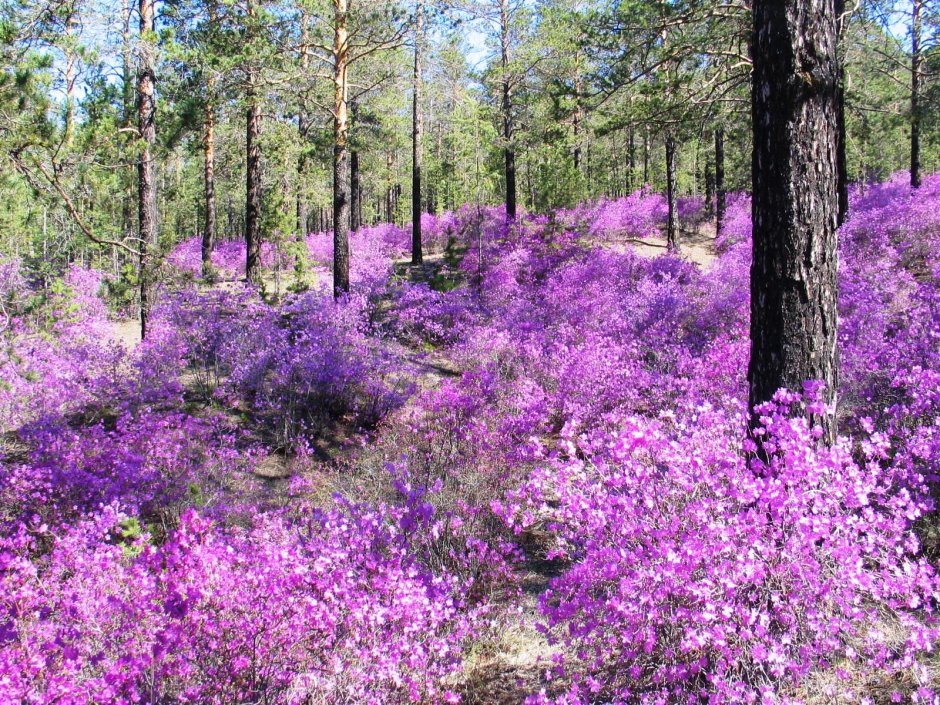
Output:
616,220,717,267
106,318,141,349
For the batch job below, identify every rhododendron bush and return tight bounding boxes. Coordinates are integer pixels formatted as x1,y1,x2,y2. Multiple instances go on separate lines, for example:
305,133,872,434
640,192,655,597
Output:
0,500,477,705
509,395,939,705
2,172,940,703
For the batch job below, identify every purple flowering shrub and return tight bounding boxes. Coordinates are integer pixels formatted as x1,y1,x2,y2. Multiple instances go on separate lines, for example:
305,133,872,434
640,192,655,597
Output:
508,393,939,704
0,265,128,431
167,237,286,279
161,289,412,449
554,189,664,240
0,497,478,705
384,281,475,346
2,410,250,529
715,192,752,253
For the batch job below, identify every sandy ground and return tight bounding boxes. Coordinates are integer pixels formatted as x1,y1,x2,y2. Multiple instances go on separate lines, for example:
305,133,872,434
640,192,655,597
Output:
611,221,717,267
107,318,142,349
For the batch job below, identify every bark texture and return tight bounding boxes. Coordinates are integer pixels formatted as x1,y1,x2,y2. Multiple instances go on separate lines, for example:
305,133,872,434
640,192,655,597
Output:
202,95,216,276
749,0,840,443
245,87,262,283
665,133,678,251
500,0,516,221
714,127,725,234
137,0,157,339
411,0,424,264
835,0,849,224
332,0,350,296
911,0,923,188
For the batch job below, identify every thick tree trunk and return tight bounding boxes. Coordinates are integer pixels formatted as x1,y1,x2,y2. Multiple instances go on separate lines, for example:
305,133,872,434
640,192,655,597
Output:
749,0,840,443
137,0,157,340
500,0,516,220
411,0,424,264
911,0,923,188
665,133,678,251
714,127,726,234
245,87,262,283
202,96,216,276
332,0,350,296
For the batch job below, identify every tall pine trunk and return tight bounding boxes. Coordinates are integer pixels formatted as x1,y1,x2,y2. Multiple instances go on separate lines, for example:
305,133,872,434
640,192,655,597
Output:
911,0,923,188
245,84,262,283
627,127,635,191
350,149,361,231
572,49,583,172
665,134,678,251
835,0,849,223
121,0,134,254
297,15,310,239
202,91,216,276
714,127,725,234
137,0,157,339
500,0,516,221
332,0,351,296
749,0,840,443
411,0,424,264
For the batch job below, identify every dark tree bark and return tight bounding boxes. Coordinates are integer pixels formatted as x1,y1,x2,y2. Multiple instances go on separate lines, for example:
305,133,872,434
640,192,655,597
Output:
500,0,516,220
665,133,678,251
642,128,649,184
332,0,350,296
297,137,309,238
835,0,849,224
202,94,216,276
121,0,134,253
411,0,424,264
705,159,715,215
628,127,635,191
245,85,262,283
749,0,840,443
137,0,157,339
297,15,310,238
244,0,262,283
572,48,583,173
714,127,726,234
911,0,923,188
350,149,361,231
